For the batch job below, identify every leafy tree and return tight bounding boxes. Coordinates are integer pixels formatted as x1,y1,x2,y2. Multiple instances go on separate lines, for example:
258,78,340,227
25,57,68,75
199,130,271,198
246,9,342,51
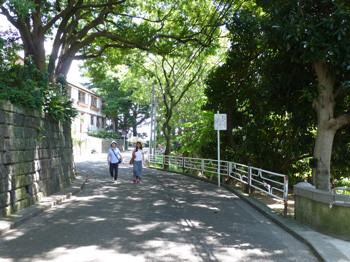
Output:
88,74,149,135
202,7,317,178
0,0,233,81
256,0,350,190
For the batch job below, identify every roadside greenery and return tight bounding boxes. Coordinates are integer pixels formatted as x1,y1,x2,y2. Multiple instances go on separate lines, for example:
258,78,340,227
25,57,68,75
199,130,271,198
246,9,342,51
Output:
89,130,122,140
1,1,349,190
0,37,77,122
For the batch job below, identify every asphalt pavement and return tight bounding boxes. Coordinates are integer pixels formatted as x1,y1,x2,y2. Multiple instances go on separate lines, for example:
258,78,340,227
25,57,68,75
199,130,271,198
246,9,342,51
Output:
0,152,324,262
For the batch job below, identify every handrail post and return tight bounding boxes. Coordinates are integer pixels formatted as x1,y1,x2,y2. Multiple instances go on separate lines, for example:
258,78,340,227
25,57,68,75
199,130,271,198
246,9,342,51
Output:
284,175,289,218
248,166,252,196
201,159,204,176
182,157,185,173
163,155,165,169
227,162,231,180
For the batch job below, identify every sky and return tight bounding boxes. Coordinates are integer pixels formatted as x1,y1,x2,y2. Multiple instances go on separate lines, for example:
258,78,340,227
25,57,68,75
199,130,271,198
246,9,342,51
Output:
0,15,151,138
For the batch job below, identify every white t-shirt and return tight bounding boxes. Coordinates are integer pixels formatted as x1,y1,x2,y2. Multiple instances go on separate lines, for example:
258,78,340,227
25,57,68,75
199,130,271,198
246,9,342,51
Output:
134,149,144,161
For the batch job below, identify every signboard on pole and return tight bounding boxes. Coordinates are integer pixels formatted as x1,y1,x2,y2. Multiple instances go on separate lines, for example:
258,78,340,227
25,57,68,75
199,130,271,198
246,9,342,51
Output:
214,112,226,187
214,114,227,130
122,131,126,137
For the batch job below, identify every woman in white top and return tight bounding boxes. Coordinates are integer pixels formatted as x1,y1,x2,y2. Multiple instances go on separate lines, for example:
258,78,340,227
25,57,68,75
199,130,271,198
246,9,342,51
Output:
132,142,145,183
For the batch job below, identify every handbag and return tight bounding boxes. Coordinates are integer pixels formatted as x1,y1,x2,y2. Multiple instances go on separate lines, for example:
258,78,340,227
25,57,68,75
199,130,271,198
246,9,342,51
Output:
129,154,136,165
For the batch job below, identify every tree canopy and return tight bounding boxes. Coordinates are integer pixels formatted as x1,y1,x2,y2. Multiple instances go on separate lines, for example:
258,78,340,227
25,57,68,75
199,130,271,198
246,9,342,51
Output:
0,0,233,81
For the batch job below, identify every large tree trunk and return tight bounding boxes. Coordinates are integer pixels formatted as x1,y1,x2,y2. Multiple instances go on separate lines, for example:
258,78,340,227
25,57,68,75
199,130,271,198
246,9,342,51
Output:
312,60,336,191
226,108,237,150
163,124,172,170
113,118,119,132
132,126,137,136
55,55,74,81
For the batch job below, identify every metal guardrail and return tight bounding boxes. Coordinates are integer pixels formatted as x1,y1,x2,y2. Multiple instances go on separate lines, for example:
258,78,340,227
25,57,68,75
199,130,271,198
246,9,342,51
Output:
149,154,289,217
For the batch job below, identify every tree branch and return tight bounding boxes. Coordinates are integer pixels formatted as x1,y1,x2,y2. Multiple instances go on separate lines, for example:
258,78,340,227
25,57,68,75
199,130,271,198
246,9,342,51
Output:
332,113,350,130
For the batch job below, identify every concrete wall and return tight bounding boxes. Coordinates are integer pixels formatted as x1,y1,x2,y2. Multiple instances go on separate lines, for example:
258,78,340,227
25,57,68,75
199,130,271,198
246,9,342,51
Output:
294,183,350,240
73,136,127,155
0,100,75,217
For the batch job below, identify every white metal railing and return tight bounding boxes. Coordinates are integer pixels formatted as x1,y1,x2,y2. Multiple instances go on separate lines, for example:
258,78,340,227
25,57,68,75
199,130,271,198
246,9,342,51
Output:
149,154,289,217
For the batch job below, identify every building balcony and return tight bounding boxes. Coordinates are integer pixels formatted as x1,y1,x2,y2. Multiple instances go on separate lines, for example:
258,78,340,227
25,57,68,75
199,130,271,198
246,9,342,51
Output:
90,105,100,112
77,101,89,107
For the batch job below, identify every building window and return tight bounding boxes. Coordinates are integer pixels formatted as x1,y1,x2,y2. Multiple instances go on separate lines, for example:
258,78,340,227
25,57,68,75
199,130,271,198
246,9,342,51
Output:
101,118,105,128
96,117,100,127
91,97,97,107
78,91,85,103
67,87,72,98
91,115,94,125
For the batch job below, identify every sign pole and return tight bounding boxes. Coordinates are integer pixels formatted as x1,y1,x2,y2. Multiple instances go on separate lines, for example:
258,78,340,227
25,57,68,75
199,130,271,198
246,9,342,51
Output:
214,110,226,188
217,114,220,187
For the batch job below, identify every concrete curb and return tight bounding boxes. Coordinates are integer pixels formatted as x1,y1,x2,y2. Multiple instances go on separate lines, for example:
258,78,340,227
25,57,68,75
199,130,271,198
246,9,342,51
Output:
0,175,88,236
150,167,326,262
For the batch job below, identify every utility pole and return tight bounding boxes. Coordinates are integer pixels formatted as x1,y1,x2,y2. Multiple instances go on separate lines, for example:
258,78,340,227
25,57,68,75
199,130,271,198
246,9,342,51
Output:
149,83,157,155
150,84,155,155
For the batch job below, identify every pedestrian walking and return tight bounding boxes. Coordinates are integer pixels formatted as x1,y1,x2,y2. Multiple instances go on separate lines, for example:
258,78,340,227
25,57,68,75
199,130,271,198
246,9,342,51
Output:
131,142,145,183
107,141,124,183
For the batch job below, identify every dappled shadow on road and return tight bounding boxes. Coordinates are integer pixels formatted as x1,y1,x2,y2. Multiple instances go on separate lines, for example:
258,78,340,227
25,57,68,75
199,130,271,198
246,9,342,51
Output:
0,155,317,262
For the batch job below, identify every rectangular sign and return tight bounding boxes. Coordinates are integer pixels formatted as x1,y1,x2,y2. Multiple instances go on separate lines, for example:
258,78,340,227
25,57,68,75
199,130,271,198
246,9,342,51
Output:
122,131,126,137
214,114,227,130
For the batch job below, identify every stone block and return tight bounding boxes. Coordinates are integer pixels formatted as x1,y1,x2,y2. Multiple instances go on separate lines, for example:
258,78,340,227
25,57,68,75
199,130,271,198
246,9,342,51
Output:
4,125,24,139
0,192,10,207
11,187,27,203
5,111,26,126
11,198,30,212
33,171,40,182
24,127,36,139
12,174,32,189
0,100,12,112
0,178,8,193
25,138,37,150
0,124,5,140
26,117,39,128
33,192,44,202
28,182,40,196
4,138,27,151
0,110,5,124
0,163,7,179
2,152,12,165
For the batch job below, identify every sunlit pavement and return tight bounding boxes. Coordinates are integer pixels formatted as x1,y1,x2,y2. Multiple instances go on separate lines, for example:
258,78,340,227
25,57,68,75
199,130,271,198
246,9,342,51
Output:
0,152,318,262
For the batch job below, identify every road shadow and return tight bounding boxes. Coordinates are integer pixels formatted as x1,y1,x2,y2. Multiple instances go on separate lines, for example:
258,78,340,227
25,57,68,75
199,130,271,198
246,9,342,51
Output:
0,155,317,262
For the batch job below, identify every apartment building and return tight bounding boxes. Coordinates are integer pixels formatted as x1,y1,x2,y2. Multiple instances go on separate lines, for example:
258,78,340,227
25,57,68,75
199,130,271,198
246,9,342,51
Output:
68,82,106,136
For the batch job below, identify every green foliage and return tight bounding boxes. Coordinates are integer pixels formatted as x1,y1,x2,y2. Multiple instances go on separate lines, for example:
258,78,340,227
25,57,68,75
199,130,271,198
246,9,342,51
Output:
89,130,122,140
85,72,150,134
188,1,350,186
43,89,77,123
0,37,77,122
0,57,48,109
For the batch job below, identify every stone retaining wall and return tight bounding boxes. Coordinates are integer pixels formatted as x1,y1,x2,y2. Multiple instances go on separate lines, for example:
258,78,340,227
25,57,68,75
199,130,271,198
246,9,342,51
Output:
0,100,75,216
294,182,350,240
73,136,126,155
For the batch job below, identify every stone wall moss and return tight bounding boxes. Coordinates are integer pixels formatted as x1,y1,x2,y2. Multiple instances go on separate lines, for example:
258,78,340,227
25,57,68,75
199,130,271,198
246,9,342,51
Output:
0,100,75,216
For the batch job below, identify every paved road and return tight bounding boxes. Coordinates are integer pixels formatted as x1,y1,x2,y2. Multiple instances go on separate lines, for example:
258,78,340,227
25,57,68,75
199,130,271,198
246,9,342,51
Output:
0,153,318,262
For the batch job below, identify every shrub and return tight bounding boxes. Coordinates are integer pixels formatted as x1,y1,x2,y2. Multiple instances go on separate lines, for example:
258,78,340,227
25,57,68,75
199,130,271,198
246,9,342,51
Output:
89,130,122,140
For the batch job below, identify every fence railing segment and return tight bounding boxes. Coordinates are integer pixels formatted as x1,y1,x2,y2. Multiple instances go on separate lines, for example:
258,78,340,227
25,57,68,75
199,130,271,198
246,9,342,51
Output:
149,154,289,217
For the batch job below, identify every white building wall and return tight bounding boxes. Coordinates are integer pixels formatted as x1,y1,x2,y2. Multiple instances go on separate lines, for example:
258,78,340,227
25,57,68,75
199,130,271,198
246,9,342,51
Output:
68,83,106,147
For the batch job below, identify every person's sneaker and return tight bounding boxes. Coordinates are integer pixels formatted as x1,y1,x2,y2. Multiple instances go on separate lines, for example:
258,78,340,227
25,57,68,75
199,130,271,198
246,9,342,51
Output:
137,180,140,183
133,179,136,183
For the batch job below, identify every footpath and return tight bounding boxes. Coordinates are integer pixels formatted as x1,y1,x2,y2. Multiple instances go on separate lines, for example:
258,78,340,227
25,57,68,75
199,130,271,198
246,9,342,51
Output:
0,151,349,262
